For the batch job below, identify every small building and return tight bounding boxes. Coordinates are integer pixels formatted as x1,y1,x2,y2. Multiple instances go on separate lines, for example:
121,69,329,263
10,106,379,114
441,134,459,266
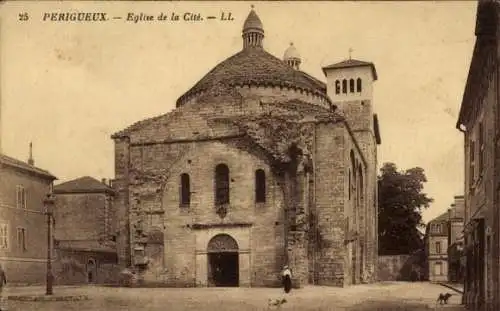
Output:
425,212,450,282
53,176,118,285
0,149,56,285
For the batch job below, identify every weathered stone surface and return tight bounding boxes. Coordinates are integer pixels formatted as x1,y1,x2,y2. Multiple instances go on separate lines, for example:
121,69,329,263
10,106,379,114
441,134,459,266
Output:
110,13,378,287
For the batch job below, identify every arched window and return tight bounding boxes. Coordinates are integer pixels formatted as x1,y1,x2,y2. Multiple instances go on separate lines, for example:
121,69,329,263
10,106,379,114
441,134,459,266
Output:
342,79,347,94
349,79,355,93
180,173,191,206
215,164,230,205
335,80,341,94
350,151,356,202
356,78,362,92
255,169,266,203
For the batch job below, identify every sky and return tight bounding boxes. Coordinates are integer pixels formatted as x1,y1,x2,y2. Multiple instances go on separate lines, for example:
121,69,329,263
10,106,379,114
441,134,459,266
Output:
0,1,477,223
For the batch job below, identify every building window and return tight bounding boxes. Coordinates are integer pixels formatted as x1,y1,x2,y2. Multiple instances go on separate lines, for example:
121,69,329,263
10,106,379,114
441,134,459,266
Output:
356,78,362,92
0,224,8,249
335,80,340,94
435,241,441,254
342,79,347,94
215,164,230,205
16,185,27,209
479,123,484,175
17,227,26,251
434,262,443,275
349,79,355,93
430,223,441,234
180,173,191,206
470,140,475,187
255,169,266,203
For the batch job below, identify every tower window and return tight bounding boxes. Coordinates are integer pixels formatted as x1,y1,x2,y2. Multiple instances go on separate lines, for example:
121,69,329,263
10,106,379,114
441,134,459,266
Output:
342,79,347,94
180,173,191,207
215,164,230,205
357,78,362,92
255,169,266,203
335,80,340,94
349,79,355,93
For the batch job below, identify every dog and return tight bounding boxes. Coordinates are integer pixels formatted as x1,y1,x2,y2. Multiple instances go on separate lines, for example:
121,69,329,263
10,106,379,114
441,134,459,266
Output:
268,298,287,309
436,293,452,305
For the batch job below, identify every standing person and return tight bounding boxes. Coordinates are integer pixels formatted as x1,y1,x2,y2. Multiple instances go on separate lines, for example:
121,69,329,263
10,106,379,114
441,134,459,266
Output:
0,263,6,311
282,265,292,293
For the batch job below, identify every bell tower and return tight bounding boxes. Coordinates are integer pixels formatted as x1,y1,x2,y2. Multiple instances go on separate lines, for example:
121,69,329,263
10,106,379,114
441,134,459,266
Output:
322,55,381,282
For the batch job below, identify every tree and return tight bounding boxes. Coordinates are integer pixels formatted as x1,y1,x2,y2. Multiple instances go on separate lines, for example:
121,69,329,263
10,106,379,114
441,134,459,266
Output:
378,162,433,255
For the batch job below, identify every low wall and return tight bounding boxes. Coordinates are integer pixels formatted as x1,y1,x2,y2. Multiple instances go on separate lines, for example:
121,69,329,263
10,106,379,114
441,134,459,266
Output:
0,258,46,285
53,249,119,285
378,255,424,281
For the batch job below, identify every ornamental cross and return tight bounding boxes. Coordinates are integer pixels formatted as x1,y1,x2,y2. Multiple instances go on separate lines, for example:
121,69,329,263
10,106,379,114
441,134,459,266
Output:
348,48,354,60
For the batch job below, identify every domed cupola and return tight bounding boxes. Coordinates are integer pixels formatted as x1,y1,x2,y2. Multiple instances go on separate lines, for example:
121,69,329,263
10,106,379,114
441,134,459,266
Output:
242,6,264,49
283,42,301,70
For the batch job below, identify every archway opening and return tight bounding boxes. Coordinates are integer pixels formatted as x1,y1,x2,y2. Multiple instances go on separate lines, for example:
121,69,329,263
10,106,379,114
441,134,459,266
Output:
207,234,239,287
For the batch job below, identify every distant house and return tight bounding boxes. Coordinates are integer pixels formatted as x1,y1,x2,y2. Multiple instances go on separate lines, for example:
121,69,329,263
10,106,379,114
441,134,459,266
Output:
0,152,57,285
53,176,118,285
425,212,450,282
424,195,465,283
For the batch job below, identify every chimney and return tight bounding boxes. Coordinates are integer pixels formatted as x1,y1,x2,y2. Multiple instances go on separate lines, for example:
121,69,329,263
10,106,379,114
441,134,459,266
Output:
27,142,34,166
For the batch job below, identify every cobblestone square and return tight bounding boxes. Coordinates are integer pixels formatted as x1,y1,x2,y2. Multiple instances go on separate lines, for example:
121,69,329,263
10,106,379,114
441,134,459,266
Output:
2,282,464,311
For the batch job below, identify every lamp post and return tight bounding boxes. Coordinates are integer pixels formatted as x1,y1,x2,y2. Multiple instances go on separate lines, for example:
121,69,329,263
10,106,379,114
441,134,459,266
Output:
44,193,55,295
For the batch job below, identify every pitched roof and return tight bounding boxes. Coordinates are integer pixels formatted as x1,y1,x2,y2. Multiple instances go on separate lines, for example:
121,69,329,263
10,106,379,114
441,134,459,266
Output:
213,99,344,162
54,176,114,194
429,211,450,224
112,98,344,164
0,153,56,180
176,47,328,107
456,1,498,129
322,59,378,81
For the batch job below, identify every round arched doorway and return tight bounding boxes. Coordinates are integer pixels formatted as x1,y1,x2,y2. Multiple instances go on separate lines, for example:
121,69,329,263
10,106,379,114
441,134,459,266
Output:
207,234,239,287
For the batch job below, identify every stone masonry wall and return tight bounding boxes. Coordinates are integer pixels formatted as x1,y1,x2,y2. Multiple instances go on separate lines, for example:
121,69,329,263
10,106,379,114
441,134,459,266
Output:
113,137,131,267
127,139,284,286
53,193,108,242
313,122,347,286
112,88,377,287
340,99,378,283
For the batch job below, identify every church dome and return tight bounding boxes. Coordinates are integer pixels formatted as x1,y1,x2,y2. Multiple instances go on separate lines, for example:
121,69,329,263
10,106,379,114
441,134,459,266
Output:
284,43,301,60
176,8,328,107
176,48,326,106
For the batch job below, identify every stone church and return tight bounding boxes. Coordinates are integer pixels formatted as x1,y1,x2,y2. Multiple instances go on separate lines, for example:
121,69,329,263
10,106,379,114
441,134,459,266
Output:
111,8,381,288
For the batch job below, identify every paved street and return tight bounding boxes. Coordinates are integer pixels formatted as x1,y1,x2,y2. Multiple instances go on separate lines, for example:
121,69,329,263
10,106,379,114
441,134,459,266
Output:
3,282,464,311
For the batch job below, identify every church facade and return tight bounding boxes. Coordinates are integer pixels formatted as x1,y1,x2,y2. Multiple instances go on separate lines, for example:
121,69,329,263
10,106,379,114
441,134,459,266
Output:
111,8,381,288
